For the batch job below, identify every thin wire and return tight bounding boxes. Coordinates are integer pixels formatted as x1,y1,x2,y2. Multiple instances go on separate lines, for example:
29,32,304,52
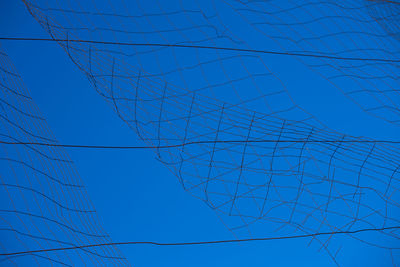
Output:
0,37,399,63
2,225,399,256
1,139,400,150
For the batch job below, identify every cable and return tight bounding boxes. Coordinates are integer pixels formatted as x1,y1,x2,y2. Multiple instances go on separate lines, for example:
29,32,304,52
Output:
2,225,399,256
0,37,399,63
1,139,400,150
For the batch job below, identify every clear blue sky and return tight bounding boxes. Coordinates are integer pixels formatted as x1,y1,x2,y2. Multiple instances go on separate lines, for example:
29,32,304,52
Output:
1,1,399,266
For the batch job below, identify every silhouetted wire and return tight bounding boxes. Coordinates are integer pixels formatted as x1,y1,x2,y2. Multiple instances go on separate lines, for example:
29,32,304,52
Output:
1,139,400,150
2,225,400,257
0,37,399,63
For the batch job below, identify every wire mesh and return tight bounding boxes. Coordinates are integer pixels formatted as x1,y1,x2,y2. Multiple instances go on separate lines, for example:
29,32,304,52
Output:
0,46,130,266
12,0,400,265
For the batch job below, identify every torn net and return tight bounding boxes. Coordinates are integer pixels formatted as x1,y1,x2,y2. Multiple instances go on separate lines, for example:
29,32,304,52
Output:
0,47,129,266
21,0,400,265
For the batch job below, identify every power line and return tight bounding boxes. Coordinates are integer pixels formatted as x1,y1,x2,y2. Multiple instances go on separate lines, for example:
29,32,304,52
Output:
1,225,399,256
0,37,399,63
1,139,399,150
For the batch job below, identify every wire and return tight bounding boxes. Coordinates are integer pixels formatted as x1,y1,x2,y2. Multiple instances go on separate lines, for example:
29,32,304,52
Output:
1,139,400,150
2,225,399,256
0,37,399,63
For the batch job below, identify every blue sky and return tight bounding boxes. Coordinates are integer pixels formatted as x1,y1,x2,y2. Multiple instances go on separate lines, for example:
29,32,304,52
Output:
1,1,399,266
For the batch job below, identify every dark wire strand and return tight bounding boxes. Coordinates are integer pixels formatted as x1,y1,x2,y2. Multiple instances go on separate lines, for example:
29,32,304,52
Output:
0,37,399,63
1,139,400,150
1,225,399,257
